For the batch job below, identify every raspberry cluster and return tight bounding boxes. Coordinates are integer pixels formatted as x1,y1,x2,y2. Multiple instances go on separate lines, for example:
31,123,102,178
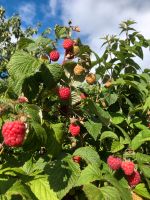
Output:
107,155,141,187
2,121,26,147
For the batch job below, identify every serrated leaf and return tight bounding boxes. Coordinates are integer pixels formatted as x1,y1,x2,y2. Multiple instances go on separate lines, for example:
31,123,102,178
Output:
143,96,150,111
71,91,81,105
111,141,124,153
103,175,132,200
54,25,70,39
111,113,125,124
87,99,110,126
131,129,150,150
28,176,58,200
136,153,150,164
84,120,102,140
6,181,33,200
100,131,118,141
100,186,121,200
76,164,102,186
17,37,34,49
134,183,150,199
45,123,64,157
25,104,41,123
46,157,81,199
139,164,150,178
41,63,64,89
83,184,103,200
31,122,47,145
73,146,101,166
105,93,118,106
8,51,41,80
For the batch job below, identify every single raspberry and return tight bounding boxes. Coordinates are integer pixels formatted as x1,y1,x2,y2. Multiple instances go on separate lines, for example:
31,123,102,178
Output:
85,73,96,85
2,121,26,147
74,64,85,75
50,50,60,61
18,96,28,103
73,156,81,163
121,161,135,175
80,93,87,99
126,171,141,187
107,155,122,170
69,123,80,136
58,87,71,101
132,192,143,200
63,39,74,50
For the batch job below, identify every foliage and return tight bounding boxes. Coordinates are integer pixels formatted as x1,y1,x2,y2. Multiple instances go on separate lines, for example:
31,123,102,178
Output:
0,8,150,200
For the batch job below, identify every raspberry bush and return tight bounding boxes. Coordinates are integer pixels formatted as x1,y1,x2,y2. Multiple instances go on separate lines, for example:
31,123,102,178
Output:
0,7,150,200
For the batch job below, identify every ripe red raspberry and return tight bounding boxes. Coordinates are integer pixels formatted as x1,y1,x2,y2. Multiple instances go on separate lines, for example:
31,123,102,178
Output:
18,96,28,103
69,123,80,136
107,155,122,170
73,156,81,163
2,121,26,147
126,170,141,187
50,50,60,61
63,39,74,50
58,87,71,101
121,161,135,175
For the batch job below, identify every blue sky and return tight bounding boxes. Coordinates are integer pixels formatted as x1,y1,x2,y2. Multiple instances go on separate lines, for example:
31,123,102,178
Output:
1,0,150,69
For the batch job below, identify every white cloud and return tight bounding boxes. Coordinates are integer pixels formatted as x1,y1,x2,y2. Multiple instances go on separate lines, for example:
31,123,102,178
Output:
49,0,57,16
59,0,150,69
18,2,36,25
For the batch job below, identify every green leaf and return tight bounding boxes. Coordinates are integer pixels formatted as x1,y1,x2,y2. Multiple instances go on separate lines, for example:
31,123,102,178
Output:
105,93,118,106
31,122,47,145
111,140,124,153
100,186,121,200
134,183,150,199
84,120,102,140
139,164,150,178
136,153,150,164
22,158,46,176
8,51,41,80
0,178,16,195
76,164,102,186
83,184,103,200
87,99,110,126
54,25,70,39
28,175,58,200
103,174,132,200
111,113,125,124
41,63,64,89
25,104,42,123
143,96,150,111
6,181,34,200
45,123,64,157
17,37,34,49
46,157,81,199
112,124,131,142
131,129,150,150
73,146,101,166
100,131,118,141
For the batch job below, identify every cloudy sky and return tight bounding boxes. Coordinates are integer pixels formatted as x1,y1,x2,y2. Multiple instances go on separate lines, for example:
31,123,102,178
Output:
1,0,150,69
